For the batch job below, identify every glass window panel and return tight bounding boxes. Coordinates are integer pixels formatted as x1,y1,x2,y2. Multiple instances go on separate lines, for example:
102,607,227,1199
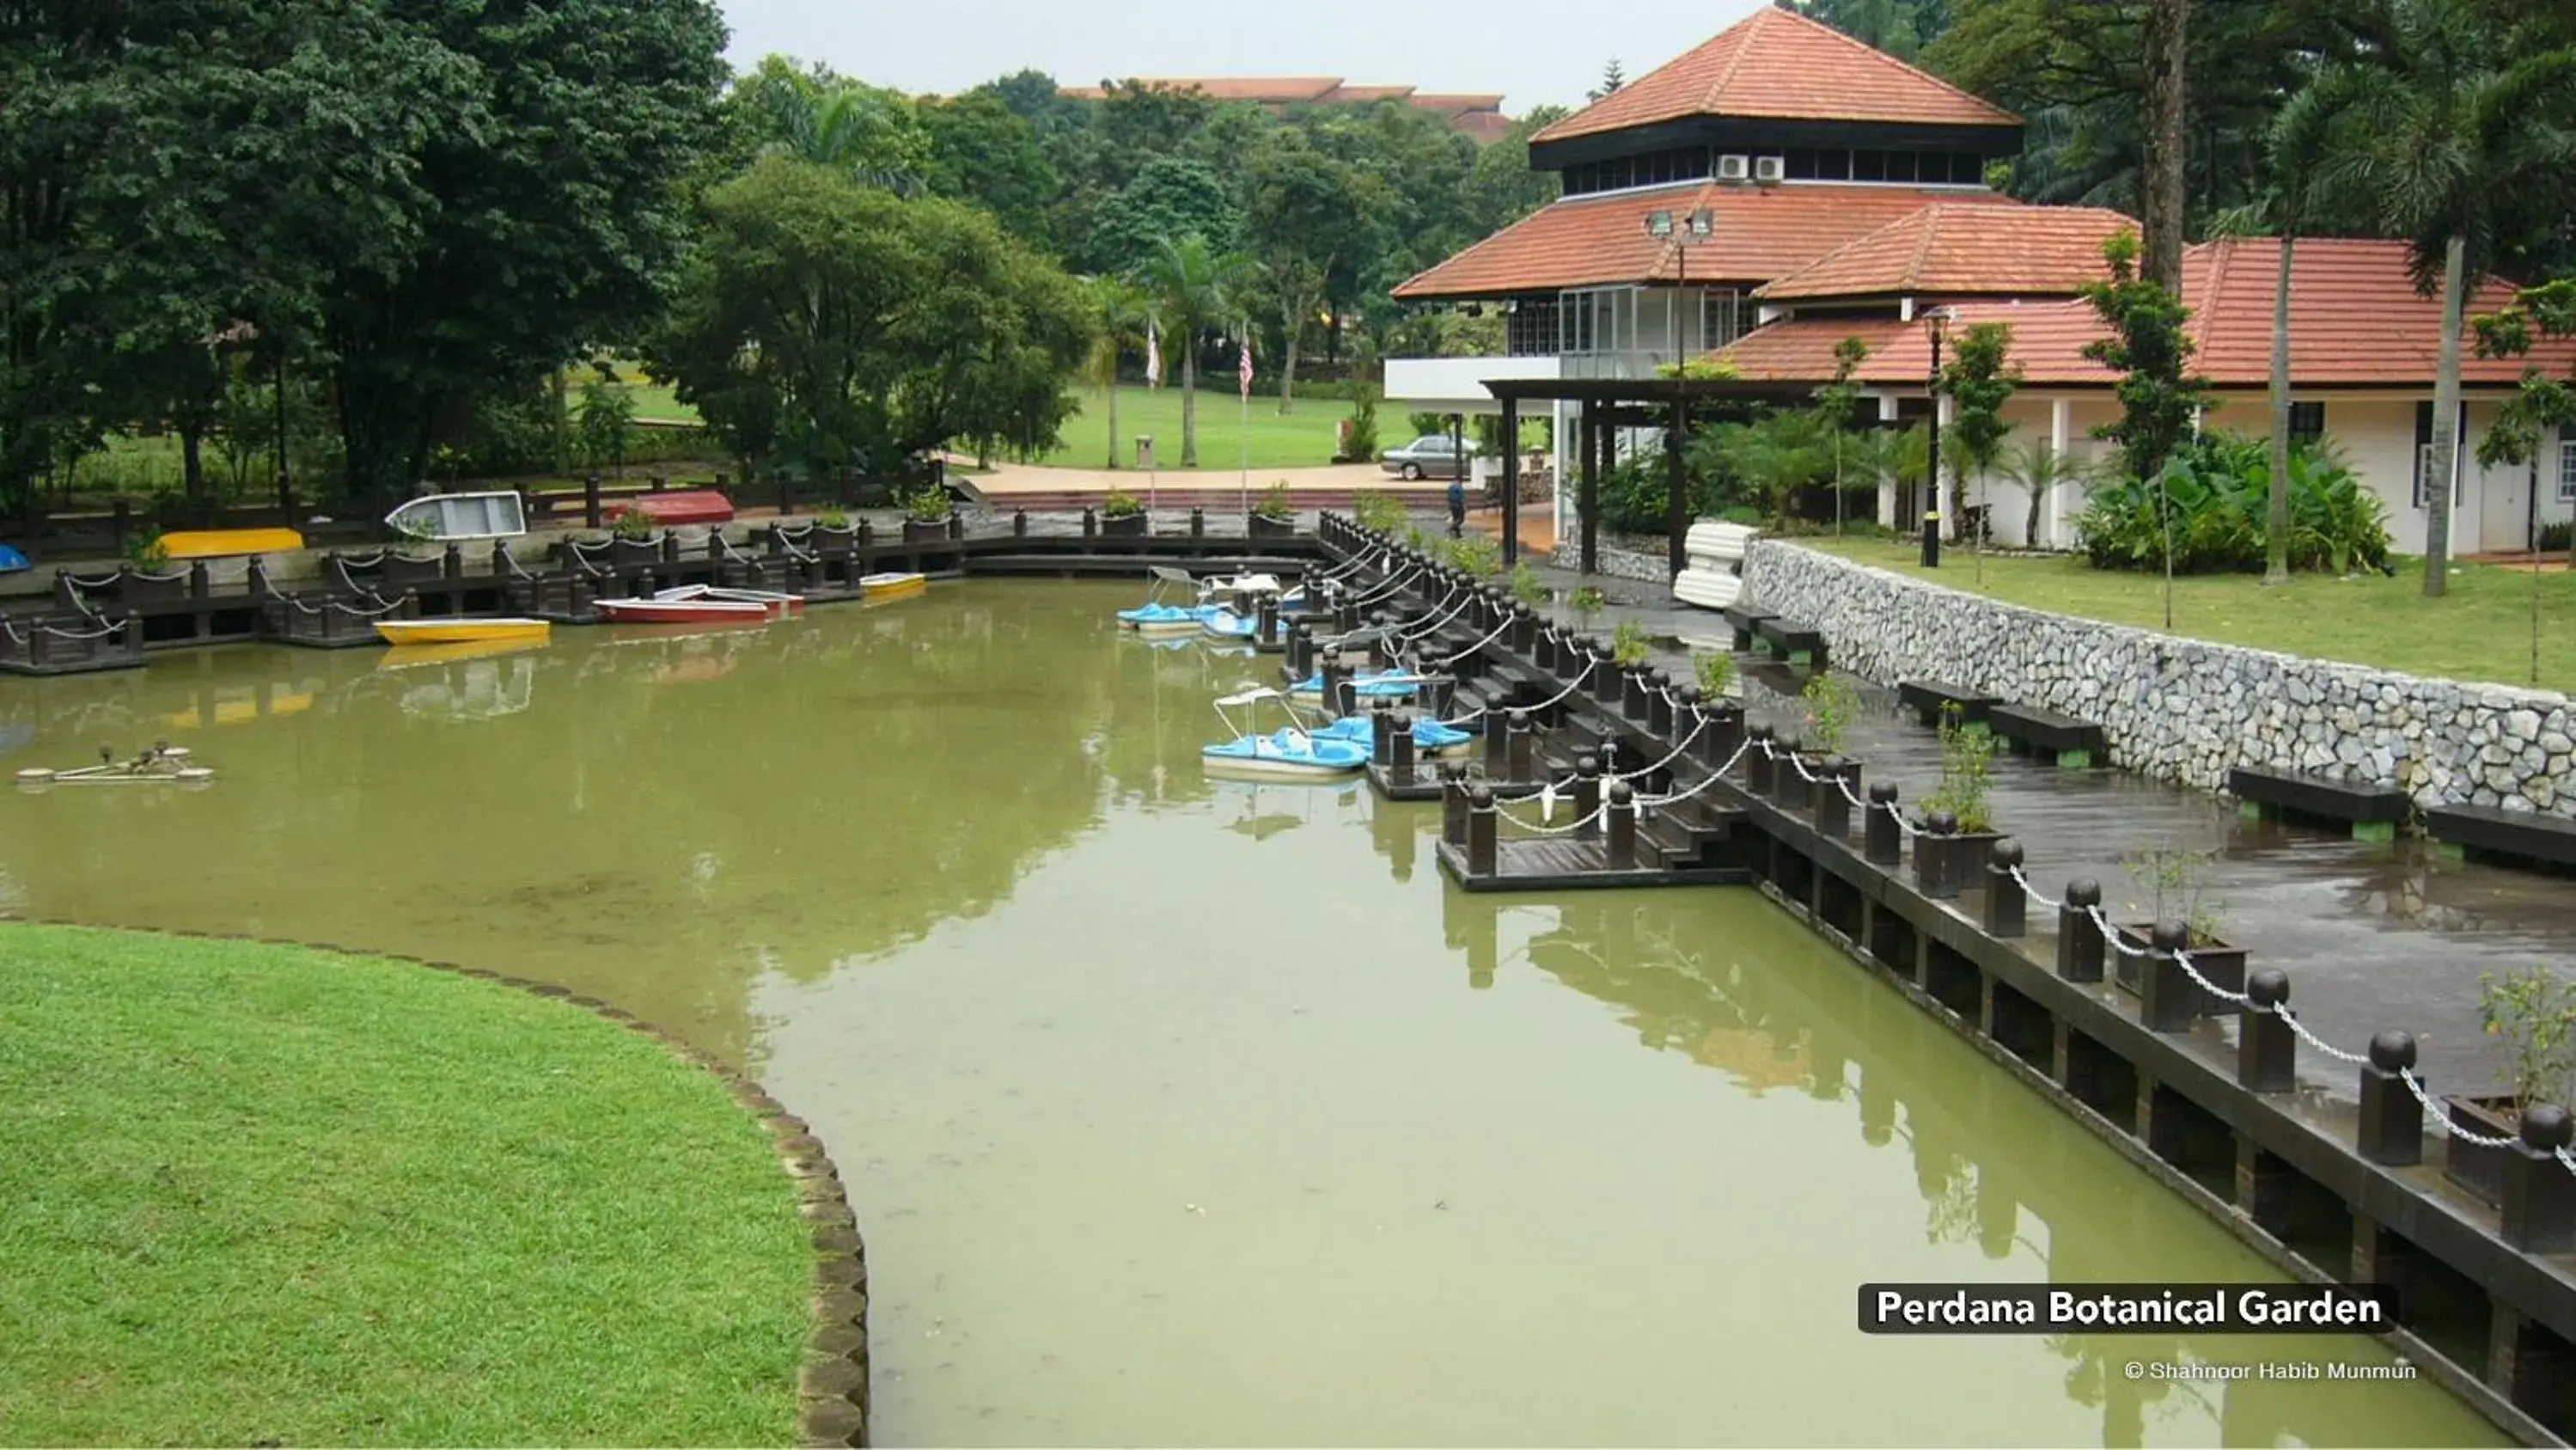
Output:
1853,150,1887,181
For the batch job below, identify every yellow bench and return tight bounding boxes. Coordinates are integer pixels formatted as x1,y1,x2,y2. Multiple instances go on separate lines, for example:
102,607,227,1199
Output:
155,528,306,560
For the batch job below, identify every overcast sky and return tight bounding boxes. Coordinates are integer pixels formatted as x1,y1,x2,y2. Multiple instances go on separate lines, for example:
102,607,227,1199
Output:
717,0,1768,113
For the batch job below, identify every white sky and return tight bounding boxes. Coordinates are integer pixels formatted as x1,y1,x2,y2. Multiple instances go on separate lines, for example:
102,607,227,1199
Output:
717,0,1768,113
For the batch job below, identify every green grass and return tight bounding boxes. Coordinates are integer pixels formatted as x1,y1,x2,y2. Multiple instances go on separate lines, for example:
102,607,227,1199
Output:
1025,383,1363,471
1797,535,2576,694
0,925,811,1447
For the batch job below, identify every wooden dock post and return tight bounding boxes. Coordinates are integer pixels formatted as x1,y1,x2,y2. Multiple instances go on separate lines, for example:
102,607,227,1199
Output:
1466,786,1499,876
1443,763,1470,847
1816,758,1855,839
1013,510,1029,536
2500,1106,2576,1252
584,472,603,529
1572,755,1603,841
1590,643,1621,705
1914,810,1959,898
1606,781,1639,868
2239,969,2294,1092
1509,603,1535,654
1190,507,1205,536
2357,1031,2425,1166
1506,709,1535,782
1621,664,1651,720
1082,507,1097,538
1865,783,1902,865
1984,839,2026,937
1289,621,1315,678
2139,921,2199,1031
1389,711,1418,787
1746,725,1778,797
1699,698,1741,772
1482,707,1511,775
1256,596,1278,645
2056,878,2103,981
1534,625,1559,673
1320,657,1346,711
1645,670,1674,736
1772,732,1810,811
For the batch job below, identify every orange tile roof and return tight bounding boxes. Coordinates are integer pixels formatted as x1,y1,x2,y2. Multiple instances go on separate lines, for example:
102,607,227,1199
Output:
1408,92,1507,113
1533,8,2017,145
1755,205,2134,303
1393,182,2021,300
1715,237,2576,388
1323,84,1417,104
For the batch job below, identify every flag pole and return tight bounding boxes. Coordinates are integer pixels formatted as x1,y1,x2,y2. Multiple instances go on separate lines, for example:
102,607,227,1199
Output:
1238,332,1254,524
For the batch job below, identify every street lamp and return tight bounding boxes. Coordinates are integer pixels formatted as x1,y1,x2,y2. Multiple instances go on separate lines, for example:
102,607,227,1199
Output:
1644,207,1718,364
1922,306,1955,569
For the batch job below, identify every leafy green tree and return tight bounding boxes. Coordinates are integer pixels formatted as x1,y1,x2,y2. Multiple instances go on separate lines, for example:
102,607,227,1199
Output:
1132,234,1254,468
1079,156,1242,277
1084,278,1159,468
1774,0,1952,58
321,0,730,502
2080,230,2207,485
1589,59,1627,101
653,157,1091,479
1813,337,1873,534
2267,0,2576,596
730,57,931,193
576,375,638,475
975,70,1093,137
920,91,1061,242
1999,437,2093,548
1242,134,1368,412
1939,321,2020,541
1716,409,1836,528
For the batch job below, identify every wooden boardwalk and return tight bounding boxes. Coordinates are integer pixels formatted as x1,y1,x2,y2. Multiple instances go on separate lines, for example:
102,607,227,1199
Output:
1434,836,1751,893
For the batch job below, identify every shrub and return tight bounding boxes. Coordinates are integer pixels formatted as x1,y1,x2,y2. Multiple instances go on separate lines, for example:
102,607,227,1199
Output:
1611,619,1651,667
906,487,953,523
1350,487,1407,534
1343,392,1381,462
607,506,656,542
1445,535,1501,579
1508,562,1549,609
2542,521,2573,553
1254,481,1294,521
2072,432,2390,575
1694,650,1735,697
1101,489,1144,519
1921,703,1999,833
1800,673,1859,756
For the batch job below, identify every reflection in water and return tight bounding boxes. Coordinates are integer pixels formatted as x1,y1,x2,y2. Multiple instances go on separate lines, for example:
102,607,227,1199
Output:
0,585,2504,1448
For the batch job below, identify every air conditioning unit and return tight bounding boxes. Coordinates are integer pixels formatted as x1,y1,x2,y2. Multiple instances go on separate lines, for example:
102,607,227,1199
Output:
1753,154,1786,185
1716,153,1751,183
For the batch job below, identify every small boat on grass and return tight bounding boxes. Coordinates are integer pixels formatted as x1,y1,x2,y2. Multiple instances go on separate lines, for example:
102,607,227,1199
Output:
597,595,773,625
860,572,928,603
374,617,551,648
1201,688,1370,781
654,584,804,619
17,743,212,786
1312,711,1478,759
1286,667,1427,705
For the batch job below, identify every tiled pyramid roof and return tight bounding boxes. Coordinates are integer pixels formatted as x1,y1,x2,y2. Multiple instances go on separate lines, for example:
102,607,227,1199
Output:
1755,205,2134,302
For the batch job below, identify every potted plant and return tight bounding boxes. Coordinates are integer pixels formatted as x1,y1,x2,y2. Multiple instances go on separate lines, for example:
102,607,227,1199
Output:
1249,482,1297,538
1098,488,1149,537
2109,844,2246,1012
1610,619,1652,669
1509,563,1550,612
1567,584,1606,634
2442,966,2576,1207
1694,650,1736,700
901,486,955,543
1798,672,1860,797
1916,704,2005,896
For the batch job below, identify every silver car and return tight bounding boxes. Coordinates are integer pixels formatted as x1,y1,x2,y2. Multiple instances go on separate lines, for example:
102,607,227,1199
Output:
1378,434,1475,480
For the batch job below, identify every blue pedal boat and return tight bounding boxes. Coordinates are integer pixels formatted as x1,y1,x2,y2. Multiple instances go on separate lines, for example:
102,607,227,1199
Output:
1286,667,1426,705
1202,688,1370,780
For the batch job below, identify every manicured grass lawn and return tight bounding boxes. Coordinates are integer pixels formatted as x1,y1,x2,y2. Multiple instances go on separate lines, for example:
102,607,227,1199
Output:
1027,383,1363,471
0,925,810,1447
1795,535,2576,695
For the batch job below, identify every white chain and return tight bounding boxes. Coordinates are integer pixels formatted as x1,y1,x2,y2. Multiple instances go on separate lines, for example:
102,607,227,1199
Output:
1635,737,1755,806
1429,613,1513,668
2400,1068,2523,1148
1347,564,1421,609
1492,794,1613,835
24,616,130,641
1611,711,1707,782
1395,586,1473,640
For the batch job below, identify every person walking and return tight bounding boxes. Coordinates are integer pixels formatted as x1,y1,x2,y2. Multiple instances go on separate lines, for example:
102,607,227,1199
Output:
1446,470,1467,539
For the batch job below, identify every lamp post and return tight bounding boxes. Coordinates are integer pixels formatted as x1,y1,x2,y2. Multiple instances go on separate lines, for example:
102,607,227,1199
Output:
1922,307,1953,569
1644,207,1717,365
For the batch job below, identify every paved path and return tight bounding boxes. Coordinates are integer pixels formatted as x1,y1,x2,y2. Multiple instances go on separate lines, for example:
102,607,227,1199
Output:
965,459,1428,499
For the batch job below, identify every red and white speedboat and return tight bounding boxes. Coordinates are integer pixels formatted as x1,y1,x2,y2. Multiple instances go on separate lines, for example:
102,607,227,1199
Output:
597,594,774,625
645,584,807,620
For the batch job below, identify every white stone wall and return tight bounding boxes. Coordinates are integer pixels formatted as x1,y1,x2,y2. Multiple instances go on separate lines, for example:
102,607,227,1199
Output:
1742,541,2576,817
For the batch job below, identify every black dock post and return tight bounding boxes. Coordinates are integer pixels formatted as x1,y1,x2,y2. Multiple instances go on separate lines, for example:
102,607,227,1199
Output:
1443,763,1470,847
1605,781,1638,868
2500,1106,2576,1253
2140,920,2199,1032
2239,970,2294,1092
1984,840,2026,937
2057,878,2103,982
1572,755,1602,841
1506,709,1535,783
1388,711,1417,788
2357,1031,2424,1166
1466,786,1498,877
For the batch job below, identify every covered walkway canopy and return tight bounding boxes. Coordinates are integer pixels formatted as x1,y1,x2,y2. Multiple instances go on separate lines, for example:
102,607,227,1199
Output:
1480,374,1814,578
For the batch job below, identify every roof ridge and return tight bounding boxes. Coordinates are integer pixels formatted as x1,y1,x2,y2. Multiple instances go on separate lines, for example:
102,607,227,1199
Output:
1755,8,2019,124
1700,7,1774,115
1900,204,1945,291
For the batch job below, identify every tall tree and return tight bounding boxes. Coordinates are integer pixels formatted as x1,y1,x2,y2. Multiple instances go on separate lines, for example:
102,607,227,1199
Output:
2139,0,2191,291
2081,230,2207,485
1938,322,2021,548
2285,0,2576,596
1132,234,1253,468
1084,278,1158,468
1242,134,1364,413
322,0,730,501
920,91,1062,244
1077,156,1241,277
652,157,1090,476
731,58,931,193
1774,0,1951,59
1589,60,1627,101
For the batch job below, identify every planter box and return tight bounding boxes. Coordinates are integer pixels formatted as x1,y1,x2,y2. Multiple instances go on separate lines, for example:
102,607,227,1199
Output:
2112,923,2248,1017
2441,1094,2520,1208
901,517,954,544
1248,512,1296,538
1913,825,2005,899
1101,512,1149,537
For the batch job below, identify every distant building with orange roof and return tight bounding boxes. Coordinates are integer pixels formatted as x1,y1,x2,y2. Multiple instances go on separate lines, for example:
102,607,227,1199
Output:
1056,77,1513,141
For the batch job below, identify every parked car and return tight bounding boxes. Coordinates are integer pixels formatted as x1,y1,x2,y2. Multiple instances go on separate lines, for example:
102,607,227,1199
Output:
1378,434,1477,480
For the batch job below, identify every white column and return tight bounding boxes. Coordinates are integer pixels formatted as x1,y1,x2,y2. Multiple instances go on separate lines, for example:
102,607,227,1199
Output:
2045,396,2074,548
1554,399,1572,556
1876,393,1900,529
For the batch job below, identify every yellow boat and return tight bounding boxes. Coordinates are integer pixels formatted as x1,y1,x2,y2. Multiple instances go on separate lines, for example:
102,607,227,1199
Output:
373,618,551,648
859,572,927,603
158,527,306,560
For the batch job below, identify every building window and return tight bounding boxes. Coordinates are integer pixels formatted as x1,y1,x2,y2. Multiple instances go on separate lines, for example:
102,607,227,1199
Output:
2289,401,2324,445
1506,297,1559,357
2559,436,2576,503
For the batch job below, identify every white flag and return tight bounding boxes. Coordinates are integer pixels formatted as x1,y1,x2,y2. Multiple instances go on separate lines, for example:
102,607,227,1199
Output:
1145,320,1162,389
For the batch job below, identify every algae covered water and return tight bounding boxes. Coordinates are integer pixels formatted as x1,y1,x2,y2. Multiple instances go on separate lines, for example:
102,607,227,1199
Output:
0,581,2500,1447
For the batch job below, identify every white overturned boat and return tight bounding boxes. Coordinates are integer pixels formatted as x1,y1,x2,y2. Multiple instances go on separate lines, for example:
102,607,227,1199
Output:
17,743,213,787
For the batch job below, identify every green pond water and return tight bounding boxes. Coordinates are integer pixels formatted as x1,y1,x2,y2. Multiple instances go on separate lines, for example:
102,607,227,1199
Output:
0,580,2505,1448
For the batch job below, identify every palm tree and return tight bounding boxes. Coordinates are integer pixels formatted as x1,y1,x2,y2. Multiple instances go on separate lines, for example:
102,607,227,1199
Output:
760,83,921,193
2282,0,2576,597
1133,234,1254,468
1085,278,1157,469
1999,437,2097,549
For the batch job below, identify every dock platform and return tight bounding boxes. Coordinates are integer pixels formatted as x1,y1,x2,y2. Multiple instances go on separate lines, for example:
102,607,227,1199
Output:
1435,836,1752,892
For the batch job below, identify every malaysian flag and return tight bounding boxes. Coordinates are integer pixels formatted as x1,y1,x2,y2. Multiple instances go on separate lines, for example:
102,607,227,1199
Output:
1238,334,1254,401
1144,321,1161,389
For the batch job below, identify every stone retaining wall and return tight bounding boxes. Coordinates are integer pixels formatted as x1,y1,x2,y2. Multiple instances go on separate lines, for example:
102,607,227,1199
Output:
1549,539,1670,584
1741,541,2576,817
